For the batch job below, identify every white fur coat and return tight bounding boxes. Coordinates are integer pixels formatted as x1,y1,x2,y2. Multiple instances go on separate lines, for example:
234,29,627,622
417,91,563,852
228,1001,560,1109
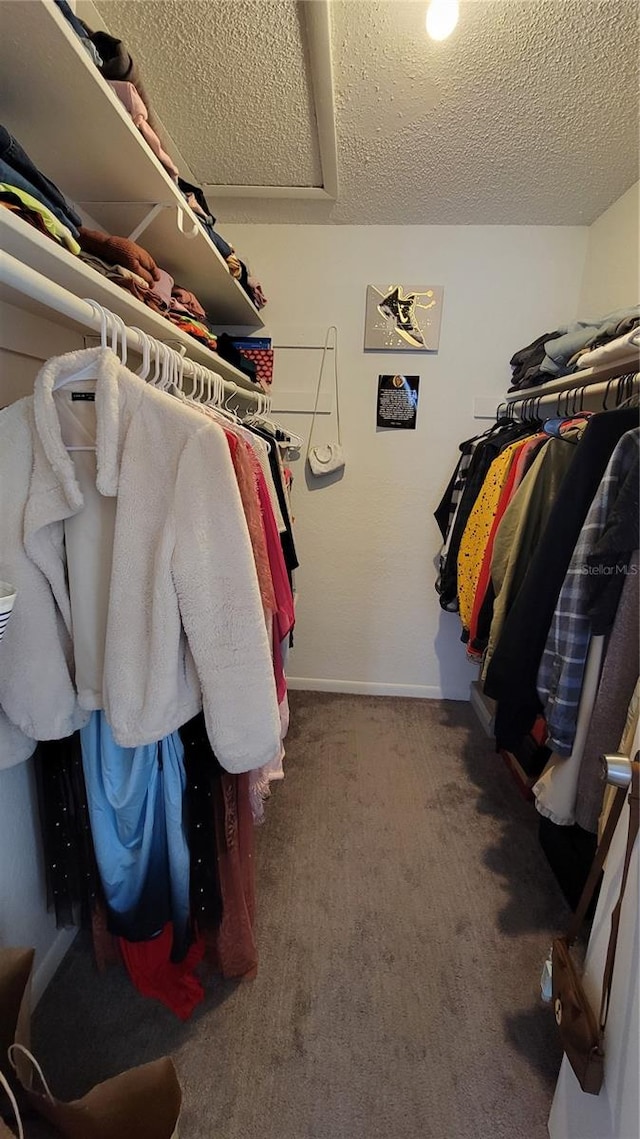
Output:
0,348,281,773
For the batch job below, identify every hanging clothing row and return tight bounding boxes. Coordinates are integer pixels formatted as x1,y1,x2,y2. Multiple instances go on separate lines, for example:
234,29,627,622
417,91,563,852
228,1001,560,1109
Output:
435,373,639,905
0,309,301,1018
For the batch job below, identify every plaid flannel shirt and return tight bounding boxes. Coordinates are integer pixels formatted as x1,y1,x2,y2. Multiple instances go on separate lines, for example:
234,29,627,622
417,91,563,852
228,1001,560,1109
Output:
537,428,640,756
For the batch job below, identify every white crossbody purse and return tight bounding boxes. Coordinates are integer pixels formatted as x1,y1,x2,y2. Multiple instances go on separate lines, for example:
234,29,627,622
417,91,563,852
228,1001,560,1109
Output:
306,325,345,478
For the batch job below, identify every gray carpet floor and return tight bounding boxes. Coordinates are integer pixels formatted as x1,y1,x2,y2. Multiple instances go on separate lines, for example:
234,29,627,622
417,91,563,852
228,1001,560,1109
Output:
33,693,569,1139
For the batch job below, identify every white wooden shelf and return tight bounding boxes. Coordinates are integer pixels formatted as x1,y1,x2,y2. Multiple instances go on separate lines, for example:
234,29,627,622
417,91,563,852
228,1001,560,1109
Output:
0,0,262,328
0,210,261,393
505,352,639,402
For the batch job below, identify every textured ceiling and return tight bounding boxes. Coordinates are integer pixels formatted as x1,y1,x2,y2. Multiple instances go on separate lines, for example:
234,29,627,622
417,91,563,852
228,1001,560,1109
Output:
94,0,639,225
94,0,322,187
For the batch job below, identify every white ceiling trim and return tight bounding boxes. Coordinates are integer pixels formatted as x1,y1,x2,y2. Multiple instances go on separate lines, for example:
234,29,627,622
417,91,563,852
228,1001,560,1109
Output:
203,0,339,202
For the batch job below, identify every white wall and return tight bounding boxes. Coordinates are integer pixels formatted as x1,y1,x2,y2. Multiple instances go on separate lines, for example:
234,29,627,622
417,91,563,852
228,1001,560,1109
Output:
579,181,639,314
225,223,588,699
0,307,83,999
0,762,75,1003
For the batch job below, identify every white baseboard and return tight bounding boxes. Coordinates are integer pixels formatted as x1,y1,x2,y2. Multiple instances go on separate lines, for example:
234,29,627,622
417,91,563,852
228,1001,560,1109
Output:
286,677,470,700
32,928,76,1006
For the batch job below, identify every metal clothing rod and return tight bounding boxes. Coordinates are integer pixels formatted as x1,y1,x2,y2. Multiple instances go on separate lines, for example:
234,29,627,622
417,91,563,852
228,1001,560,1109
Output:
501,372,639,418
505,353,640,402
0,250,264,405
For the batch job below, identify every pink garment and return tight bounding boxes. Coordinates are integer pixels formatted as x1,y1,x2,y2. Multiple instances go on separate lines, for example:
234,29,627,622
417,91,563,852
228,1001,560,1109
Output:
184,192,211,223
255,464,294,703
248,276,267,310
108,81,179,180
170,286,206,321
147,267,175,310
225,432,277,614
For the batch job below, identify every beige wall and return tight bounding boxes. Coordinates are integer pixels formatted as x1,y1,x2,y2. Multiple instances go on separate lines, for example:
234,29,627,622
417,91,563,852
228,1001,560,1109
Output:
225,222,588,700
579,181,639,314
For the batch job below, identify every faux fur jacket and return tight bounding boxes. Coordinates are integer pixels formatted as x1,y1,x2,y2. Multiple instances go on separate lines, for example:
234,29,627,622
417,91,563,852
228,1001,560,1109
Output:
0,348,281,773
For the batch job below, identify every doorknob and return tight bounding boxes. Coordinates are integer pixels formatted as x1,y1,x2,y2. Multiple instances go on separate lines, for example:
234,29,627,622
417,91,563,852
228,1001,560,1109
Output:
600,752,635,789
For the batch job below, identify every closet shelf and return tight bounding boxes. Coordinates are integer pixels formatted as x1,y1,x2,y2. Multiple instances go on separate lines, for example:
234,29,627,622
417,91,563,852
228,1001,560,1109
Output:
0,211,261,394
504,353,639,402
0,0,262,328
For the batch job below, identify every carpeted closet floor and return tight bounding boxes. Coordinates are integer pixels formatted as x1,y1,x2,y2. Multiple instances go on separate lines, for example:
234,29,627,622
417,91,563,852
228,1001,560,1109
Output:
34,693,569,1139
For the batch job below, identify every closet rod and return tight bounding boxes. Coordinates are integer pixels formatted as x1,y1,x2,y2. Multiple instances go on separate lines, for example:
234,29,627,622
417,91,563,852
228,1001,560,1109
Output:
504,352,639,402
503,372,639,416
0,251,262,402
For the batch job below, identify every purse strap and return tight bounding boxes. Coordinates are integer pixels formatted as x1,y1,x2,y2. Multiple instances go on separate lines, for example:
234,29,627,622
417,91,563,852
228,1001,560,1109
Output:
0,1070,24,1139
565,783,627,946
7,1044,54,1102
305,325,340,462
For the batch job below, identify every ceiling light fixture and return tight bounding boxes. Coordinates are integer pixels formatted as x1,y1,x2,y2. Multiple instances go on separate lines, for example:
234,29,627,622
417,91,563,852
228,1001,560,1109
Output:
426,0,459,41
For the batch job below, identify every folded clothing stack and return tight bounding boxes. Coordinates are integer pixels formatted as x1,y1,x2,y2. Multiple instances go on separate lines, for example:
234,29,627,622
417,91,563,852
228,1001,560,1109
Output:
178,178,268,312
0,124,81,249
77,227,220,352
509,305,640,391
79,226,160,285
108,81,179,180
54,0,269,314
575,324,640,371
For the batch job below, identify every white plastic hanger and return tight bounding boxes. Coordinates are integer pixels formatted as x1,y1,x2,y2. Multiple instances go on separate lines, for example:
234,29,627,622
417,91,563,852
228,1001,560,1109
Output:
59,300,114,452
196,363,208,403
188,360,200,402
201,365,213,405
132,327,151,379
163,343,188,403
53,299,110,391
113,311,128,367
245,385,301,448
150,336,164,388
219,378,240,423
157,342,171,392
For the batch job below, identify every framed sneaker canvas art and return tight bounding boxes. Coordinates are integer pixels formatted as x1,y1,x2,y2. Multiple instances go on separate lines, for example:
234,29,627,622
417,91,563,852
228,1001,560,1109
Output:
364,284,444,351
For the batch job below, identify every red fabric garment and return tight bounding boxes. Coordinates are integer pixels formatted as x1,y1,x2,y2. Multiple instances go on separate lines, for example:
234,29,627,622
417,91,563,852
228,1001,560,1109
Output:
204,772,258,980
119,924,205,1020
164,312,217,350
